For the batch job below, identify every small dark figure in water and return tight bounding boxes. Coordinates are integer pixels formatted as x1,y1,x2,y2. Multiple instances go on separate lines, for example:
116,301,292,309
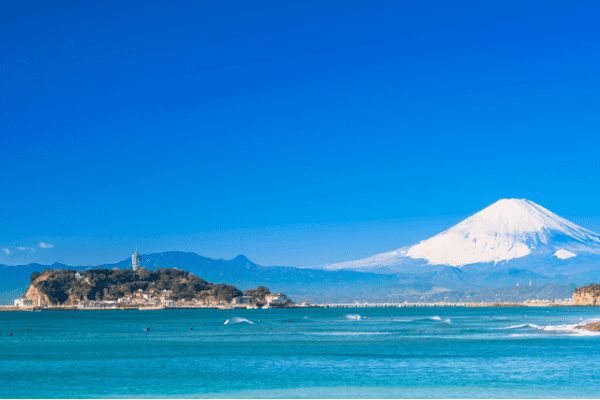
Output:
146,327,150,331
25,328,28,332
190,327,193,330
202,323,205,326
9,332,14,336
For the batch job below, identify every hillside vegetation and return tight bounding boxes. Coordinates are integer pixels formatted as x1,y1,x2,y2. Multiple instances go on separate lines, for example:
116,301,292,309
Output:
26,267,246,305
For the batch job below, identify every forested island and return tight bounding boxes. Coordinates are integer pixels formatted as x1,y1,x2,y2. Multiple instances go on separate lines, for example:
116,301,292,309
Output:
17,267,290,309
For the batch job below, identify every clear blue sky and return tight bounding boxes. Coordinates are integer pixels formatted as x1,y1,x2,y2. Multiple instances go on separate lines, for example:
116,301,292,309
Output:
2,0,600,267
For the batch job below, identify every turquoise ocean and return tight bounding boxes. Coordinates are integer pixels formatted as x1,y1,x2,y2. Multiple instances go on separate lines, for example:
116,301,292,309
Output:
2,307,600,398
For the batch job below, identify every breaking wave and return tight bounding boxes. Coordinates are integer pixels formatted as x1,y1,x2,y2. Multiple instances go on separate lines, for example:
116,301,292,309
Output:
412,316,450,323
508,333,543,338
345,314,362,321
223,317,254,325
495,324,540,330
497,318,600,336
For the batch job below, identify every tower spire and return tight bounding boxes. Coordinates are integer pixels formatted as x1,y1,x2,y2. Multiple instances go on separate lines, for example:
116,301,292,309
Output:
132,249,140,271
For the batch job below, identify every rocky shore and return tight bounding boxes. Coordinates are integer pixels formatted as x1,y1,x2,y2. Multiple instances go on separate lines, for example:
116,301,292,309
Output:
575,321,600,332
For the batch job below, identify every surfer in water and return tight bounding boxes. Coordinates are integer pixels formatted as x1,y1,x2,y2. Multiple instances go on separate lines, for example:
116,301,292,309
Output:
25,327,28,332
9,332,14,336
190,326,193,330
145,327,150,331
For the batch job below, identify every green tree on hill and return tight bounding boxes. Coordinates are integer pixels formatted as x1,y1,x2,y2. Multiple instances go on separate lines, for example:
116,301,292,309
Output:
28,267,258,305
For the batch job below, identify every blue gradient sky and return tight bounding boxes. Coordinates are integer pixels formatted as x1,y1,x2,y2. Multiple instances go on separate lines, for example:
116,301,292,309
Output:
2,0,600,267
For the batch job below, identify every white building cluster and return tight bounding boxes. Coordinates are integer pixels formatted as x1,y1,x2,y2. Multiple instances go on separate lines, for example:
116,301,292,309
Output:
14,299,33,307
264,293,289,306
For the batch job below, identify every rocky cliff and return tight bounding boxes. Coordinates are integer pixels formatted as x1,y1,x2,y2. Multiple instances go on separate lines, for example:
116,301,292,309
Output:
572,284,600,306
23,280,54,306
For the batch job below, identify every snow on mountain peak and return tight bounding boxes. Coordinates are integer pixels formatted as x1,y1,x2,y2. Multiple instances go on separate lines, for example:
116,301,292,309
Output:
323,198,600,271
405,198,600,266
447,199,589,238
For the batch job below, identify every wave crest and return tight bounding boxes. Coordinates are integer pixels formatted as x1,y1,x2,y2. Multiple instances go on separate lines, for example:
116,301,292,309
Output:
345,314,362,321
224,317,254,325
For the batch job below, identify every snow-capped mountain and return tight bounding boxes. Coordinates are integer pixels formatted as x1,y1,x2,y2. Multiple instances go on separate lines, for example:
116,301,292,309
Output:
322,199,600,275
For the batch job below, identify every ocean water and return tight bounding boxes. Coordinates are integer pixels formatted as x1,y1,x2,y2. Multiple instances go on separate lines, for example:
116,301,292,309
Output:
1,307,600,398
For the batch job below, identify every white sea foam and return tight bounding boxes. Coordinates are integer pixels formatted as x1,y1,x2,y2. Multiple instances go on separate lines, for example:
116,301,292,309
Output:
536,318,600,336
508,333,543,338
411,316,451,323
345,314,362,321
495,323,540,330
497,318,600,336
223,317,254,325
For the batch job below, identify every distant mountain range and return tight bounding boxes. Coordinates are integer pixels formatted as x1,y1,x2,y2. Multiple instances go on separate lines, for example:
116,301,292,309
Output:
0,253,399,304
0,252,594,305
3,199,599,304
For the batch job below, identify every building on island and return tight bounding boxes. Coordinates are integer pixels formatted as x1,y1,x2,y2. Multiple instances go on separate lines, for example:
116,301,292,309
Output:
161,299,175,307
14,299,34,307
265,293,288,306
78,300,118,309
132,251,141,271
233,296,254,305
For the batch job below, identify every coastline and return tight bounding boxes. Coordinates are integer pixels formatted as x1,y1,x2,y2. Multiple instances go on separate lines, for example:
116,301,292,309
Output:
0,301,588,312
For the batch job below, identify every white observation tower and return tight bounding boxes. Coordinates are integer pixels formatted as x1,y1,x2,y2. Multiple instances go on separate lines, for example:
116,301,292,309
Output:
132,250,141,271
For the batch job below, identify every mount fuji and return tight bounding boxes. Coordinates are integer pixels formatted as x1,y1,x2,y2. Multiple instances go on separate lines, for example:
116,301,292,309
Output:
2,199,597,304
322,199,600,276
